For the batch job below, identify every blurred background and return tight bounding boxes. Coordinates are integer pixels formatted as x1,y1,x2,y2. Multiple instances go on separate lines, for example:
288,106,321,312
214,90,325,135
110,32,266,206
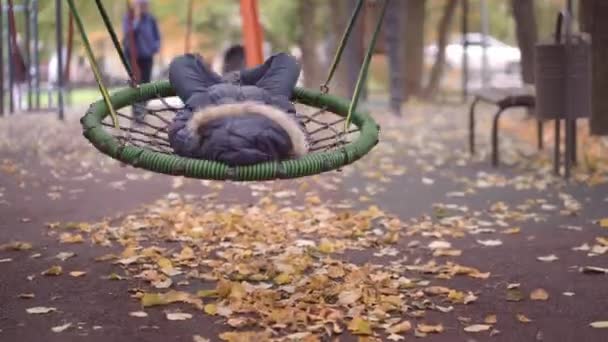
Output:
0,0,575,109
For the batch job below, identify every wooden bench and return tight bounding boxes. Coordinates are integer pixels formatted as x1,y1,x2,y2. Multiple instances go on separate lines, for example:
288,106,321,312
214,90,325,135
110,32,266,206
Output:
469,86,543,166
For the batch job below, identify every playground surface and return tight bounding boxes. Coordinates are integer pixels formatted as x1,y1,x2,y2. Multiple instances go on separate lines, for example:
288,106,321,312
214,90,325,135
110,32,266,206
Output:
0,103,607,342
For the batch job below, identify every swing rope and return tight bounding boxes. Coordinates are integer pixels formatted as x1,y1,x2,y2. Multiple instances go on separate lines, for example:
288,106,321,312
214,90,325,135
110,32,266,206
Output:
321,0,365,94
319,0,390,131
345,0,389,130
66,0,119,128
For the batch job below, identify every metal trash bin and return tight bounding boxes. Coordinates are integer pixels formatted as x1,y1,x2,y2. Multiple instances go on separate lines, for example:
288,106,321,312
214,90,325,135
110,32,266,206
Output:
534,36,592,120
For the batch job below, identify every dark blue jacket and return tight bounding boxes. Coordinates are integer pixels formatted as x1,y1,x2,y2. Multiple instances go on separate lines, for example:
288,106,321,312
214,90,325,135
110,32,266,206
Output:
167,53,308,167
122,13,161,59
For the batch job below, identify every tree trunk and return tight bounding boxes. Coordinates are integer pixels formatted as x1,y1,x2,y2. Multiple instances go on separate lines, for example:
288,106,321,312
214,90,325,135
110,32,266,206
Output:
329,0,364,98
422,0,458,99
510,0,538,84
580,0,608,135
404,0,426,97
384,0,405,115
298,0,322,88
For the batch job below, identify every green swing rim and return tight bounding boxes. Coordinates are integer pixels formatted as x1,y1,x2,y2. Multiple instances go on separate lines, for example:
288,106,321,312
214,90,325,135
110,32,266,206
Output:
80,80,380,181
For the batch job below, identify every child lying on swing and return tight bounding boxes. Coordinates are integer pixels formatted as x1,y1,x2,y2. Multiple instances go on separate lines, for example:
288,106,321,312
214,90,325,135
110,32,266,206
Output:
167,53,309,166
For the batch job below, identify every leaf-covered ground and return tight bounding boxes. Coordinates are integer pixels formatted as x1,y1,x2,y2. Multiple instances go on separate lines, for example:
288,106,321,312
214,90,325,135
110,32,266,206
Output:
0,103,607,342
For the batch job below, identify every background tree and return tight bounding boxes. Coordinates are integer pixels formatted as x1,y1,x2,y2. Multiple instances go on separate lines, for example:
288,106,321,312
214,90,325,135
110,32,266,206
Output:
404,0,426,97
297,0,327,89
422,0,458,99
328,0,365,98
580,0,608,136
510,0,538,84
384,0,405,115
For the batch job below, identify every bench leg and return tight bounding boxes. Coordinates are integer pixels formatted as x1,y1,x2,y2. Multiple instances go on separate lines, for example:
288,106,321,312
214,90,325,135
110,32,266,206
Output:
554,119,561,176
492,107,507,167
469,98,480,155
537,119,544,151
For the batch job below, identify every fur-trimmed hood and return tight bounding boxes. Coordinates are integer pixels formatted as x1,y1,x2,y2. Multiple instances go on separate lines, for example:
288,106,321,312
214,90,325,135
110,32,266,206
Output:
186,101,309,157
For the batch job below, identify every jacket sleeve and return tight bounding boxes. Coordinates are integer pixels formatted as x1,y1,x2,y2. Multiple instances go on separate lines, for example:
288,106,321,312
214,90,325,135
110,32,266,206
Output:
168,92,212,157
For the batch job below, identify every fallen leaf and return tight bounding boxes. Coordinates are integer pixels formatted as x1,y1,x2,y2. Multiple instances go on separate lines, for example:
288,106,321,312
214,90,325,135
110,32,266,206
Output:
506,288,524,302
516,314,532,323
417,323,444,334
219,331,271,342
141,291,192,307
537,254,559,262
59,233,84,244
338,289,362,305
0,241,33,251
477,239,503,247
563,292,575,297
41,265,63,276
18,293,35,299
196,289,218,298
484,315,497,324
204,304,218,316
387,321,412,334
428,241,451,250
129,311,148,318
166,312,192,321
56,252,76,261
464,324,491,333
318,239,335,254
581,266,608,274
501,227,521,234
273,273,291,285
599,218,608,228
387,334,405,341
51,323,72,333
193,335,211,342
26,307,56,314
69,271,87,278
348,316,372,335
590,321,608,329
433,249,462,257
530,288,549,301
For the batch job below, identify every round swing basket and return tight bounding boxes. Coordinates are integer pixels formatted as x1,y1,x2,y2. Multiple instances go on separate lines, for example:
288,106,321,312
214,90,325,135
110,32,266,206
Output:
81,81,380,181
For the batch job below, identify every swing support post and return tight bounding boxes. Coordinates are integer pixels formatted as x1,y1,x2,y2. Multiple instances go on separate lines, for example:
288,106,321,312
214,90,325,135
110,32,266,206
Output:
240,0,264,67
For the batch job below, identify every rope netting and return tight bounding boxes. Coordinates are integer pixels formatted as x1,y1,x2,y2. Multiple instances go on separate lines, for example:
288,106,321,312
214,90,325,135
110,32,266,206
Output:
99,93,361,158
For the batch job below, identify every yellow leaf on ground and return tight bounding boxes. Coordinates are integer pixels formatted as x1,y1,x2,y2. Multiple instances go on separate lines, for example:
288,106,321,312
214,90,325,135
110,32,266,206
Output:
141,290,191,307
387,321,412,334
417,323,444,334
530,288,549,301
59,233,84,244
196,289,218,298
502,227,521,234
69,271,87,278
348,316,373,335
338,289,362,305
599,218,608,228
42,265,63,276
273,273,292,285
516,314,532,323
0,241,33,251
484,315,497,324
590,321,608,329
166,312,192,321
204,304,218,316
464,324,491,333
219,331,271,342
318,239,335,254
